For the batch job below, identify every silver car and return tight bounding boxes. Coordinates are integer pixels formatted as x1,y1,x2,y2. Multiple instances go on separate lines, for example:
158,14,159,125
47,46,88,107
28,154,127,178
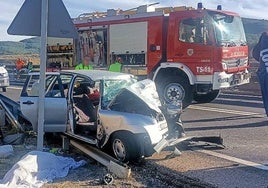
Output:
20,70,182,162
0,65,9,92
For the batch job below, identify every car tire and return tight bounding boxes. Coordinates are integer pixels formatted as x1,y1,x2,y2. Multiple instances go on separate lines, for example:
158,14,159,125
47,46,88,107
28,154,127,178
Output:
2,87,6,92
194,90,220,103
157,76,193,109
111,132,139,162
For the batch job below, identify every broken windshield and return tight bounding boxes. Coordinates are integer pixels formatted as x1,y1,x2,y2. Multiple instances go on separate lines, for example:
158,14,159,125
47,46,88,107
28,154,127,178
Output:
208,11,247,47
101,78,137,109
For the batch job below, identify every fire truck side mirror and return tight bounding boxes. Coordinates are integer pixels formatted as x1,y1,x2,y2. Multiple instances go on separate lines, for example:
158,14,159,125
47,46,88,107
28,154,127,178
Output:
150,44,157,52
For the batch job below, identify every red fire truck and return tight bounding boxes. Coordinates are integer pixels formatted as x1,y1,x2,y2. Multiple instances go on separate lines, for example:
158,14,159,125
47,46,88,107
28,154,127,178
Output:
72,3,250,108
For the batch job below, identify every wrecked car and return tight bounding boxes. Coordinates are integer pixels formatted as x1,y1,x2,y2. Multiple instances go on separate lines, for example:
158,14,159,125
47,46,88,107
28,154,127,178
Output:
20,70,184,162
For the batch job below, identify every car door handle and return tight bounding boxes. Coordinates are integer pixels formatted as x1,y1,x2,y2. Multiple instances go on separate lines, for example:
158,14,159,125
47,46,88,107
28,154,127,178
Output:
22,100,34,105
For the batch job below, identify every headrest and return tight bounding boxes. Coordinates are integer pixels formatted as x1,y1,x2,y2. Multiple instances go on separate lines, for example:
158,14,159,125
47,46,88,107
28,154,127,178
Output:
73,83,90,95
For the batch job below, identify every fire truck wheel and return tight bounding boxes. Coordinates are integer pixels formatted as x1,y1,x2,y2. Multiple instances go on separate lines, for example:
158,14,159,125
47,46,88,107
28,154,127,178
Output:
158,76,193,109
194,90,220,103
111,132,139,162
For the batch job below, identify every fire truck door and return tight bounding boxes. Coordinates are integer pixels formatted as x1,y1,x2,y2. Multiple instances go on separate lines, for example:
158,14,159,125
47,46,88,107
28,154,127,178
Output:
171,16,215,71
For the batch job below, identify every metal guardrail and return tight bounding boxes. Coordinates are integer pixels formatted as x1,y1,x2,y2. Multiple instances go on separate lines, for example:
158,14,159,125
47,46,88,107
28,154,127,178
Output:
0,94,24,132
60,134,131,179
70,139,131,179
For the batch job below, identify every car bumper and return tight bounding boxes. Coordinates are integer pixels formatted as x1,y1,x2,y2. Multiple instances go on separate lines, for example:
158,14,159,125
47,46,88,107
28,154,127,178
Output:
213,70,251,90
135,133,155,157
153,135,224,153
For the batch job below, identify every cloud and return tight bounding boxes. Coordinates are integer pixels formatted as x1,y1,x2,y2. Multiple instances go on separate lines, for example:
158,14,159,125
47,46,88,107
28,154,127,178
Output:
0,0,34,41
64,0,154,17
1,0,268,41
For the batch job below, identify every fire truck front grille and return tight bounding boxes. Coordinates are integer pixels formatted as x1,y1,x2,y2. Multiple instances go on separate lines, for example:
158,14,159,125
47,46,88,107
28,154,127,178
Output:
223,58,248,69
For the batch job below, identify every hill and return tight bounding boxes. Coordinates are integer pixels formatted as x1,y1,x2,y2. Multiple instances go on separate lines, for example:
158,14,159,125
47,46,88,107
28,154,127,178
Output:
242,18,268,34
242,18,268,50
0,18,267,55
0,37,40,55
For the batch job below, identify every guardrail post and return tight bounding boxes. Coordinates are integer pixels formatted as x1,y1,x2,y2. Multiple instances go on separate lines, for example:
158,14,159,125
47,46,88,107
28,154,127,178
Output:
61,135,70,151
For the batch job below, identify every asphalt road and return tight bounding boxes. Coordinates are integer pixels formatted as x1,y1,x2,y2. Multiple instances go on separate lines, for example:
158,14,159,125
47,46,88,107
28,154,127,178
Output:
178,92,268,188
2,85,268,188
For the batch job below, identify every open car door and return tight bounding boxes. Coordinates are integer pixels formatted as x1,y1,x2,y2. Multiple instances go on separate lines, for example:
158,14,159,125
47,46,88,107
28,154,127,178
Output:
20,73,68,132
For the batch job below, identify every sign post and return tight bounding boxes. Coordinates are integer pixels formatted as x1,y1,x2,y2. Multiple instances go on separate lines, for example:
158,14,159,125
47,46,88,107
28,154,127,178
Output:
37,0,48,150
8,0,78,150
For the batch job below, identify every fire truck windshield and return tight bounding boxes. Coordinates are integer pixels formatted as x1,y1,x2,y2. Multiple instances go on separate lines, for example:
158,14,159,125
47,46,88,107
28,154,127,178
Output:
208,11,246,47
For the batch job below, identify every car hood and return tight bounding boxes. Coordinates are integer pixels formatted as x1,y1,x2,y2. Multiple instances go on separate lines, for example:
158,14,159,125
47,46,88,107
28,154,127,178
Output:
125,79,162,113
107,79,163,120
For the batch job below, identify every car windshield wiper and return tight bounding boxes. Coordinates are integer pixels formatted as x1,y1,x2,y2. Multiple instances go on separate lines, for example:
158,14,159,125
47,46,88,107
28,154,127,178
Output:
220,40,237,47
239,41,247,46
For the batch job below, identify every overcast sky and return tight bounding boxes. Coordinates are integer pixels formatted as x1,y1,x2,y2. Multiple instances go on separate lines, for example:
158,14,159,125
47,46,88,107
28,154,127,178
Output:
1,0,268,41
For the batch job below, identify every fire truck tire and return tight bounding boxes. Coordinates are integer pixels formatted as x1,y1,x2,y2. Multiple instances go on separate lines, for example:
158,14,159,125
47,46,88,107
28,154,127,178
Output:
158,76,193,109
194,90,220,103
111,132,139,162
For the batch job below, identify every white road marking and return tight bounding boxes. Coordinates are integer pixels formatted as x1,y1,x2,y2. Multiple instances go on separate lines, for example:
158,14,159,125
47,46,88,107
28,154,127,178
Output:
216,97,263,104
193,148,268,171
188,105,266,118
7,86,22,90
220,93,262,99
189,94,268,171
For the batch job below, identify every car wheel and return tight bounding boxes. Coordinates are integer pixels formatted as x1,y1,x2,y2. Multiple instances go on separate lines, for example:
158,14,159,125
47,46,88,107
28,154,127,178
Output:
194,90,220,103
111,132,139,162
2,87,6,92
157,76,193,109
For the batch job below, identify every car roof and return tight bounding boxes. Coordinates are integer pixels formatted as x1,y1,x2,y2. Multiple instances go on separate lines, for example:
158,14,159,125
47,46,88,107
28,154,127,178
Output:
61,70,134,81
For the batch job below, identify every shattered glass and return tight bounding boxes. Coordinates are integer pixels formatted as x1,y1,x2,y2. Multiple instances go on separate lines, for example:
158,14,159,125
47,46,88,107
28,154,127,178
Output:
101,78,137,108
